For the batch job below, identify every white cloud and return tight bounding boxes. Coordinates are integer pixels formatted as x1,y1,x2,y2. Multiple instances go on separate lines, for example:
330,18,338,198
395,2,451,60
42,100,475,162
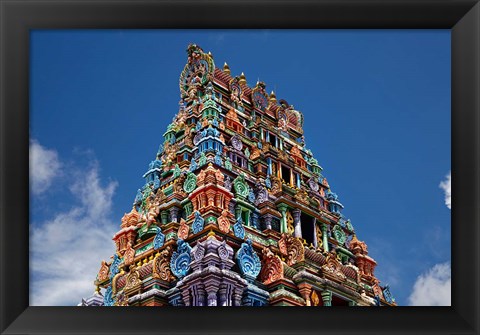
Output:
408,262,451,306
30,160,118,306
439,171,451,209
29,139,62,195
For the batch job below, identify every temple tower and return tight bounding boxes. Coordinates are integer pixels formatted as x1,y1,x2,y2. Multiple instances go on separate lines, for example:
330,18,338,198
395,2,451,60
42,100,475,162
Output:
81,44,396,307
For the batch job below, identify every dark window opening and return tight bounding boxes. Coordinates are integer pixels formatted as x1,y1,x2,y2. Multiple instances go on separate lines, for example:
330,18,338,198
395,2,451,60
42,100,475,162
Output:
271,218,281,232
281,165,291,184
269,133,277,147
301,212,315,246
331,295,350,306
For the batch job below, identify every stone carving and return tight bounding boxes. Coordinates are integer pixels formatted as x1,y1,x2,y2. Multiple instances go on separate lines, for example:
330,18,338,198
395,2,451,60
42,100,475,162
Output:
217,209,231,234
103,286,114,306
191,211,205,234
177,218,189,240
332,225,347,245
236,239,261,280
278,234,305,266
153,227,166,250
183,172,197,193
260,247,284,285
109,253,121,280
224,176,232,191
153,246,175,282
97,261,110,282
233,216,245,239
124,242,135,266
233,173,249,198
170,239,192,279
124,266,141,291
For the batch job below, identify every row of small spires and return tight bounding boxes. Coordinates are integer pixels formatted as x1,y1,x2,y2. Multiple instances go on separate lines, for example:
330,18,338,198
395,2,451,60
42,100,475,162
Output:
222,62,278,103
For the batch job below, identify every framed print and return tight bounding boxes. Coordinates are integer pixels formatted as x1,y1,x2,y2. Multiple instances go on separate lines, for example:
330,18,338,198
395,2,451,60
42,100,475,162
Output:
1,1,479,334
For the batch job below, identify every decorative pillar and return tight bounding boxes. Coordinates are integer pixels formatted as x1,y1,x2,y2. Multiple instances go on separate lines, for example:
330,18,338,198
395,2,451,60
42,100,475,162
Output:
267,158,272,175
218,284,228,306
195,286,206,306
296,173,301,188
206,289,218,306
235,204,242,220
321,223,329,253
321,290,332,306
263,214,273,230
229,201,236,214
292,208,302,238
297,283,312,306
277,204,288,234
170,206,180,223
312,218,318,248
233,288,243,306
251,211,260,229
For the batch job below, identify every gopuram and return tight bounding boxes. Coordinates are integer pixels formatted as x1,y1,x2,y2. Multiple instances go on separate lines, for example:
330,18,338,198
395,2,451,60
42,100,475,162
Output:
79,44,396,307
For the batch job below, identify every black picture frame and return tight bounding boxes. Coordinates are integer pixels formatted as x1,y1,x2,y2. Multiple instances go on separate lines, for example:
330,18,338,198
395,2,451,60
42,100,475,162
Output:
1,1,478,334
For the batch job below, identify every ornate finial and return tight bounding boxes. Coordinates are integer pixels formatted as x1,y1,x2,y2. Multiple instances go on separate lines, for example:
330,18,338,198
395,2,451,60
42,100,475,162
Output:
207,230,216,238
223,62,230,74
239,72,247,85
269,90,277,104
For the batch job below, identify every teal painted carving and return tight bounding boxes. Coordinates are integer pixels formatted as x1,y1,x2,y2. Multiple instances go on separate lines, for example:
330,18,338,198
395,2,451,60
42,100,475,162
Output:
183,172,197,193
214,153,223,166
109,253,121,280
170,239,192,279
173,164,182,178
382,285,395,304
225,157,232,171
233,216,245,239
248,187,256,203
103,286,114,306
153,227,165,250
191,211,205,234
234,173,249,198
198,152,207,167
235,239,261,280
332,225,347,245
189,158,197,171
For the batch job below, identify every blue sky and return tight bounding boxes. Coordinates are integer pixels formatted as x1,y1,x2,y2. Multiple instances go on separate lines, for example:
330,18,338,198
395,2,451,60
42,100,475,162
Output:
29,30,451,306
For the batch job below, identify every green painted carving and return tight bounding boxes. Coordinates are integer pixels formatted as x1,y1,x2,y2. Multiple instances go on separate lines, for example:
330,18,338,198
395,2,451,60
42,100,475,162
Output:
332,225,347,245
173,164,182,178
345,219,354,232
183,201,193,217
135,242,153,256
244,147,250,158
198,152,207,167
233,173,249,199
166,232,177,240
206,216,217,224
161,211,169,224
183,172,197,193
225,157,233,171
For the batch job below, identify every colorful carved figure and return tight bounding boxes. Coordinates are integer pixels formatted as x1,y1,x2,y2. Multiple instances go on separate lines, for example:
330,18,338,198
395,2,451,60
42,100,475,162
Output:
236,239,261,280
170,239,192,279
